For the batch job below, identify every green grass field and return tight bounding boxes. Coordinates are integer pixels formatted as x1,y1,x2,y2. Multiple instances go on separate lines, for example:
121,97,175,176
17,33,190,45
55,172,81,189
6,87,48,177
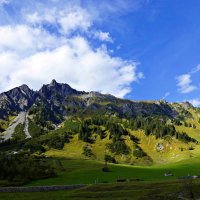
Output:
26,158,200,186
1,179,200,200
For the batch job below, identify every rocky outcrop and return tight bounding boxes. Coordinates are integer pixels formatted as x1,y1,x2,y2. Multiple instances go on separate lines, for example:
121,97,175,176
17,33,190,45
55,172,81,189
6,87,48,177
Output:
38,79,84,101
0,85,37,119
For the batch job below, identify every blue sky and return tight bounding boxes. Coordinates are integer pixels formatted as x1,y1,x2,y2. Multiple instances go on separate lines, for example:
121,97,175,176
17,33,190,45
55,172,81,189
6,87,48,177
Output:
0,0,200,106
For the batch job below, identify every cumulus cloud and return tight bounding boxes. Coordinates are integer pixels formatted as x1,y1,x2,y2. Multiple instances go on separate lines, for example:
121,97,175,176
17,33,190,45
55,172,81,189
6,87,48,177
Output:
26,6,92,35
93,31,113,42
2,36,140,98
176,74,197,93
0,25,64,53
176,64,200,94
0,4,143,98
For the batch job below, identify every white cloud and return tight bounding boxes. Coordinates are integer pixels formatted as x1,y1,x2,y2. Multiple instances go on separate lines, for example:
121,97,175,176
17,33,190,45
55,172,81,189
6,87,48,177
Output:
0,52,19,86
0,3,143,98
59,7,92,34
176,74,197,93
0,27,141,98
26,6,92,35
188,99,200,107
93,31,113,42
0,25,64,54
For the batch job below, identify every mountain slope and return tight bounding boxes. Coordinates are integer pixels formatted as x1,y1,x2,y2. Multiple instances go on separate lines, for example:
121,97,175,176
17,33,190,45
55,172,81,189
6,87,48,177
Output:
0,80,199,165
0,85,37,119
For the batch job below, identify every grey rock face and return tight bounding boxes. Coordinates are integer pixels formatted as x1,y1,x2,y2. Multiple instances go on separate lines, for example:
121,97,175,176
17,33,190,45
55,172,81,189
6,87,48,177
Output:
0,84,37,119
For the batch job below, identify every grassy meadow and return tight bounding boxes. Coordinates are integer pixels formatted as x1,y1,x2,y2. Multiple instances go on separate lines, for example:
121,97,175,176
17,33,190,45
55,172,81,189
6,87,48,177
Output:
25,158,200,186
1,179,200,200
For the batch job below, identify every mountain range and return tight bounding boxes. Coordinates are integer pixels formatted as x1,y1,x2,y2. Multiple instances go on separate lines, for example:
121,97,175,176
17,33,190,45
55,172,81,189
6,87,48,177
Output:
0,79,199,166
0,79,180,121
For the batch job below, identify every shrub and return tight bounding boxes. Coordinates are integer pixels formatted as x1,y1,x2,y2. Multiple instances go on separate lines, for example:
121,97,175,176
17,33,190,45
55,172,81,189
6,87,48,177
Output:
28,120,43,137
12,123,26,142
0,153,56,184
24,139,45,153
133,146,147,158
105,154,116,163
107,140,130,155
82,144,94,157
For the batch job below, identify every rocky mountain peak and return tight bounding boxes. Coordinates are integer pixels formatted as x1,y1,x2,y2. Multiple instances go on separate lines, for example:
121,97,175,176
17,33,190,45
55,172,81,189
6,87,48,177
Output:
39,80,82,101
19,84,30,92
49,79,58,87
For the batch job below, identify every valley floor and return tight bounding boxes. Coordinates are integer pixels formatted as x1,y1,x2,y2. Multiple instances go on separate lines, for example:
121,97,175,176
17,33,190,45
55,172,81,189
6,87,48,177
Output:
24,158,200,186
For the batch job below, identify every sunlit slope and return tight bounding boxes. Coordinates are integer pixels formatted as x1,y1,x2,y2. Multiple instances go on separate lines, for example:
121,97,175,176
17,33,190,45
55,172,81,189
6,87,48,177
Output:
2,101,199,166
45,106,200,165
46,128,198,165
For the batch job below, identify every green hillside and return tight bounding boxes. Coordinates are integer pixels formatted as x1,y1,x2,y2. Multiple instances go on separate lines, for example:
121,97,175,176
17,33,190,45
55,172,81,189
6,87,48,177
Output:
44,105,200,165
0,100,200,187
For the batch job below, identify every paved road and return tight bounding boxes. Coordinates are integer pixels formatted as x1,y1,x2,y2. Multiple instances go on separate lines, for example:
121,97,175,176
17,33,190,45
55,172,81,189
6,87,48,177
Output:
1,112,31,141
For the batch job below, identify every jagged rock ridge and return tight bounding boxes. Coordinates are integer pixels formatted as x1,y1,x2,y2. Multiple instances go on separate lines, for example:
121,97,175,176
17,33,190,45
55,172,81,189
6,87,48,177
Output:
0,80,178,121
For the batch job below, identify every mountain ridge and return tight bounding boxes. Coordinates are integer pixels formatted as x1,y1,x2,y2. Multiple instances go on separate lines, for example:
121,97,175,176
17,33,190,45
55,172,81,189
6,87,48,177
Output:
0,80,180,121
